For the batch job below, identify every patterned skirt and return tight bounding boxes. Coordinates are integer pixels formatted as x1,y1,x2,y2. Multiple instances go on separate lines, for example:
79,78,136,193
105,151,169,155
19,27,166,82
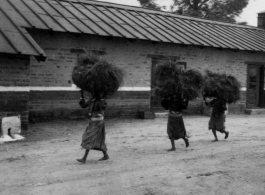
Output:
81,119,107,151
209,114,226,133
167,113,186,140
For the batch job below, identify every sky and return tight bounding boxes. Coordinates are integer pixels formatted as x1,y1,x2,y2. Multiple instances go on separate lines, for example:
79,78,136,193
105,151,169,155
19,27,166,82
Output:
96,0,265,26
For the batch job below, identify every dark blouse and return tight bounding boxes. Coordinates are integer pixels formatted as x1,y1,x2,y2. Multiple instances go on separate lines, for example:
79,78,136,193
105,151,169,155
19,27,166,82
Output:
79,98,107,116
161,98,189,113
205,98,227,117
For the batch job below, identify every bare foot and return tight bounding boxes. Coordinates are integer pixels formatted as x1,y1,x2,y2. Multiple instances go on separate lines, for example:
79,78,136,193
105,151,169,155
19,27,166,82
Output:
77,159,86,164
167,148,176,151
184,138,189,148
99,156,109,161
225,132,229,139
212,139,218,142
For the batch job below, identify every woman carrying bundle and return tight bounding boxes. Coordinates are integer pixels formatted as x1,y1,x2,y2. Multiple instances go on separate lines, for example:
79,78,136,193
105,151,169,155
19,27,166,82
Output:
77,92,109,163
154,61,203,151
202,70,241,142
72,54,124,164
204,96,229,142
162,94,189,151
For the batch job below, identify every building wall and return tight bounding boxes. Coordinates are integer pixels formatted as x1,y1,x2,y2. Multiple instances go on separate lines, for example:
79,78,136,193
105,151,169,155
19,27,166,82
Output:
27,31,265,120
0,54,30,130
29,90,150,121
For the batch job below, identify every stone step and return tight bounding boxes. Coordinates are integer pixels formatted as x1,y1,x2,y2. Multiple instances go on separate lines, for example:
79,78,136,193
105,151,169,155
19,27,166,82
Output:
155,112,168,118
245,109,265,115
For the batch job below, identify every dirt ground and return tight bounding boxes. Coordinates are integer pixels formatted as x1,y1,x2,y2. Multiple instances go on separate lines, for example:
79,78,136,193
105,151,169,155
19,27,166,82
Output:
0,115,265,195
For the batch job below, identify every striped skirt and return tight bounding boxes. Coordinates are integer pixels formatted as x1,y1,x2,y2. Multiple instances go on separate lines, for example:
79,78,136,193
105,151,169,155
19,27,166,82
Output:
167,113,186,140
209,114,226,133
81,119,107,151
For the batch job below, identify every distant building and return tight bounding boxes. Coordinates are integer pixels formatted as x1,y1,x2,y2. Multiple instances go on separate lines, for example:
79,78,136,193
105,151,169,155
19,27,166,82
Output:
1,0,265,130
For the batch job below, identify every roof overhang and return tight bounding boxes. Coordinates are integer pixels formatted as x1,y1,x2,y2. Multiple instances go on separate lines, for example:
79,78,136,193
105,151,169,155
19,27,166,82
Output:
1,0,265,53
0,6,46,61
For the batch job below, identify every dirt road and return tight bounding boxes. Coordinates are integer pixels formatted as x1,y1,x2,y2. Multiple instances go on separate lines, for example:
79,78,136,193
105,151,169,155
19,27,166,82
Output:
0,115,265,195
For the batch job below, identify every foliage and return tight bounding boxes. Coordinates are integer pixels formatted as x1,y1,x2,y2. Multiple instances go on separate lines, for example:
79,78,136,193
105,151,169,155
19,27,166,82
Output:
72,53,100,91
137,0,163,10
72,54,124,98
202,70,241,104
138,0,249,23
154,60,204,101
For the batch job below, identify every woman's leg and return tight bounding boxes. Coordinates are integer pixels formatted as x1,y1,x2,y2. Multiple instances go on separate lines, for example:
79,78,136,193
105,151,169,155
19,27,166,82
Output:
224,130,229,139
167,138,176,151
183,137,189,148
212,129,218,142
77,149,90,164
99,151,109,161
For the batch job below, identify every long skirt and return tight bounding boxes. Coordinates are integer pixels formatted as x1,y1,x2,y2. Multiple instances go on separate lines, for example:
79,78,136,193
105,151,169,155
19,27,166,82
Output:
167,113,186,140
81,119,107,151
209,114,226,133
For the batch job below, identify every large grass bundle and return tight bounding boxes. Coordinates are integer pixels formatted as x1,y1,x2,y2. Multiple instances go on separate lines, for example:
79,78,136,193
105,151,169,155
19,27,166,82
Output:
72,53,100,91
154,61,204,101
202,70,241,103
72,54,124,97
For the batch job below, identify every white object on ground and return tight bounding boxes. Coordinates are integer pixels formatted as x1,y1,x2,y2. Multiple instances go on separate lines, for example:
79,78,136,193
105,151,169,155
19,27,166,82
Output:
0,116,25,142
12,134,25,141
1,115,21,135
0,135,15,142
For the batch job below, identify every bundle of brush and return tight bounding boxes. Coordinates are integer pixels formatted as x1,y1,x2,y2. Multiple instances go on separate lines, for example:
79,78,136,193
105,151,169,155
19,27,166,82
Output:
154,60,204,101
72,53,99,93
72,53,124,97
202,70,241,103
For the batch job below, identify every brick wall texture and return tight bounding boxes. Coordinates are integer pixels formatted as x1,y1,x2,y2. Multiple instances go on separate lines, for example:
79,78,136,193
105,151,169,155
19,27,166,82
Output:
0,54,30,130
29,91,150,121
2,30,265,125
29,31,265,89
0,54,30,87
28,31,265,119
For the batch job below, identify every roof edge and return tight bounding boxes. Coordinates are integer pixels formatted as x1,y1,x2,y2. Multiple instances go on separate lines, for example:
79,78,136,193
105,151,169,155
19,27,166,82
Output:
258,10,265,14
70,0,260,30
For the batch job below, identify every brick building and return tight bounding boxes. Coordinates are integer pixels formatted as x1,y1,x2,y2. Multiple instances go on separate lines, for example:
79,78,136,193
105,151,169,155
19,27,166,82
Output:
1,0,265,130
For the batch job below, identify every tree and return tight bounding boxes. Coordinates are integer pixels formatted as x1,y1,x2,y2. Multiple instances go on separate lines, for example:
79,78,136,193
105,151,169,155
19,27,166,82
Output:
137,0,163,11
138,0,249,23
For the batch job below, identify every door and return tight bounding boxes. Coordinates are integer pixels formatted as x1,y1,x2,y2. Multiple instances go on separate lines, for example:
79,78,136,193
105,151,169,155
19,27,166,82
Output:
260,67,265,107
151,59,186,111
247,65,261,108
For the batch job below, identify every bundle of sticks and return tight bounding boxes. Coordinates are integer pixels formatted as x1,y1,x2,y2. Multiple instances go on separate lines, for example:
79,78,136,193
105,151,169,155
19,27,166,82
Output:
72,53,124,98
154,60,204,101
202,70,241,103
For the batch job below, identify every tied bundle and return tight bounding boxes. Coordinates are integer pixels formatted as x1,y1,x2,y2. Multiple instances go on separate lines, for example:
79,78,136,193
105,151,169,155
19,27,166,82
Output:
72,54,124,97
202,70,241,104
154,60,204,101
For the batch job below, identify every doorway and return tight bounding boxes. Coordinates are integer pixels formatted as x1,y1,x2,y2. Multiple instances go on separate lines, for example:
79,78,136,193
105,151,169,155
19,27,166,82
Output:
246,64,265,108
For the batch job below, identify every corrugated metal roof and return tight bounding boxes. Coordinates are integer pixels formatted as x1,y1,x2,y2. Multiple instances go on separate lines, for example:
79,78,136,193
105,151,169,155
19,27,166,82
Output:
1,0,265,52
0,4,46,61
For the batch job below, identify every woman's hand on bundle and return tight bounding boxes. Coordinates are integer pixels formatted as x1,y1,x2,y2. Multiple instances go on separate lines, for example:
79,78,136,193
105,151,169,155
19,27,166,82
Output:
79,98,86,104
79,98,88,108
